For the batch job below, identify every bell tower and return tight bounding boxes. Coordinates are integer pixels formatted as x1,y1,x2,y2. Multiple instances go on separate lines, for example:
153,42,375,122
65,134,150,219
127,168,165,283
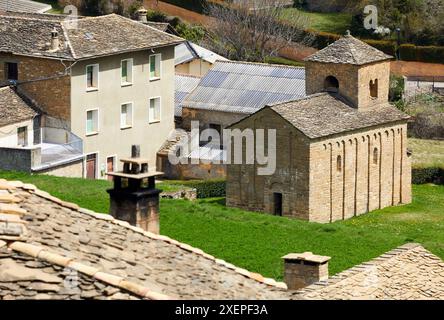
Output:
304,31,393,110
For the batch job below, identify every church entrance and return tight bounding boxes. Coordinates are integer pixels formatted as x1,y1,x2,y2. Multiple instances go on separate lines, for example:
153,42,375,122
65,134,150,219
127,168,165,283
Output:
273,193,283,216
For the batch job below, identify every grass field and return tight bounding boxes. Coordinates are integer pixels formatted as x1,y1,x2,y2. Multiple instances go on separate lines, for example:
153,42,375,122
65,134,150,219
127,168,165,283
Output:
35,0,63,14
409,138,444,168
1,170,443,280
280,8,352,34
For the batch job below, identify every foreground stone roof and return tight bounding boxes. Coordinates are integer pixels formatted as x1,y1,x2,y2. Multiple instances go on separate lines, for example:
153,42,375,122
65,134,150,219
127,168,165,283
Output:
0,13,183,60
0,87,38,127
269,93,410,139
0,0,51,13
304,34,393,65
0,179,288,300
292,243,444,300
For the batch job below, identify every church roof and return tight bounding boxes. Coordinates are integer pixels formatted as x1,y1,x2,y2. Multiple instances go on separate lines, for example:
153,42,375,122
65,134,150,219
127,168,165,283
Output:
267,93,410,139
304,33,393,65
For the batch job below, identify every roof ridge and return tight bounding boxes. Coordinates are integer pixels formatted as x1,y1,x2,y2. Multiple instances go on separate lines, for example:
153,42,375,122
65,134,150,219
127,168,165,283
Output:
267,92,328,107
6,241,171,300
215,59,305,70
175,73,202,79
0,179,287,290
0,14,63,23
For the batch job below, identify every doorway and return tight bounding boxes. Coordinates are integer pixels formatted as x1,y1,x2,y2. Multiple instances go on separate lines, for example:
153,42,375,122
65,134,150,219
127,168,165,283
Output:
273,192,283,216
86,153,97,179
106,156,116,181
17,126,28,147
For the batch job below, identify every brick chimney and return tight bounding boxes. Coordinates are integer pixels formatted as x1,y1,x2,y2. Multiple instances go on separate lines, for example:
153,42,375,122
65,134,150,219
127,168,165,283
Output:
50,28,59,52
282,252,331,290
106,145,163,234
136,7,148,23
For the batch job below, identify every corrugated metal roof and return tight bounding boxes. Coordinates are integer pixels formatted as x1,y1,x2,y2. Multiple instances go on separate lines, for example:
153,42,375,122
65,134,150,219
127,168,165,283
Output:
182,61,306,114
0,0,52,13
175,41,228,66
175,74,201,117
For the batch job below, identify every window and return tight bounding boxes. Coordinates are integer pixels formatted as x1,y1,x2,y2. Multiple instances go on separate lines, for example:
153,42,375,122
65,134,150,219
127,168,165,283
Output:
149,97,161,123
149,54,161,80
120,103,133,128
86,64,99,90
5,62,18,81
370,79,378,98
121,59,133,85
86,109,99,135
373,147,378,164
17,126,27,147
337,155,342,172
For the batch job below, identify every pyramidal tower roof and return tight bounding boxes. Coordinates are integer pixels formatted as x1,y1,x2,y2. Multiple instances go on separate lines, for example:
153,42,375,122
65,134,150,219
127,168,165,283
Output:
304,31,393,65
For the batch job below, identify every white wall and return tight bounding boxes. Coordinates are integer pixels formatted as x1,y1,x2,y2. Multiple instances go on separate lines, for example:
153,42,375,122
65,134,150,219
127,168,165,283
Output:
0,120,35,148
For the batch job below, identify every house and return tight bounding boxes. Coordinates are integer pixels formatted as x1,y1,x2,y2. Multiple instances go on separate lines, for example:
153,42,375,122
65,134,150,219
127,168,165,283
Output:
175,41,228,77
174,74,201,120
0,0,52,13
180,60,306,134
226,33,412,222
0,179,442,299
0,12,183,178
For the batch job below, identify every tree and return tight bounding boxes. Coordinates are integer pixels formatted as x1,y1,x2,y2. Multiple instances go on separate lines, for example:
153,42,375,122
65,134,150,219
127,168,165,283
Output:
204,0,311,62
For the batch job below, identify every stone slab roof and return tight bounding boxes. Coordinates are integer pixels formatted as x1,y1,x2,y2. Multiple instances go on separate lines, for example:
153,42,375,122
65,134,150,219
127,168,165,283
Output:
267,93,410,139
0,87,38,127
304,34,393,65
0,0,51,13
292,243,444,300
0,179,288,300
0,13,184,60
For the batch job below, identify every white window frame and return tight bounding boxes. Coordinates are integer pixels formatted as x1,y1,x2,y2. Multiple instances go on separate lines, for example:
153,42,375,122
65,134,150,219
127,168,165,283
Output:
121,58,133,86
86,64,99,91
148,96,161,123
120,102,134,129
85,108,99,136
149,53,161,81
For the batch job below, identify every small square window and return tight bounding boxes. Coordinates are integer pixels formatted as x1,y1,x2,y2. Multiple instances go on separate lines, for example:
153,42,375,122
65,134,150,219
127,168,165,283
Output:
149,97,161,123
149,54,161,80
121,59,133,85
120,103,133,128
5,62,18,81
86,64,99,90
86,109,99,135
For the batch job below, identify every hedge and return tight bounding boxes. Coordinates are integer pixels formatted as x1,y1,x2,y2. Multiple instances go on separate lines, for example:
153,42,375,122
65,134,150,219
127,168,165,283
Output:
399,44,444,64
166,179,226,198
412,167,444,185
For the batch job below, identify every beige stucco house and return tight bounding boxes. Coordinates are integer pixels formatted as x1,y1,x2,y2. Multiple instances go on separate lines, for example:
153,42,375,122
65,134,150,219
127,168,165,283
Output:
226,34,412,222
0,12,183,178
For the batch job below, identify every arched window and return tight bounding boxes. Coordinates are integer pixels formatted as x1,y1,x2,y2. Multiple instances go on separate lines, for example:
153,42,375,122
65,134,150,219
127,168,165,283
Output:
373,147,378,164
370,79,378,98
337,155,342,172
324,76,339,93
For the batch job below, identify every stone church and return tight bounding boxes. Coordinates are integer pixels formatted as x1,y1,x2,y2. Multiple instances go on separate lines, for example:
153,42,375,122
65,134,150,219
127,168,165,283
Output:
226,33,412,223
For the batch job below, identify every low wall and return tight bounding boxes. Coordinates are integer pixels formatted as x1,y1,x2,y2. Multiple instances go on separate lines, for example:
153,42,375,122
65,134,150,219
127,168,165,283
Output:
158,154,226,180
0,147,41,172
33,159,84,178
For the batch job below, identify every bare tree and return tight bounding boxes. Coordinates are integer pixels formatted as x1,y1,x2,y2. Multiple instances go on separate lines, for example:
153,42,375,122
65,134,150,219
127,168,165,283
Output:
204,0,312,62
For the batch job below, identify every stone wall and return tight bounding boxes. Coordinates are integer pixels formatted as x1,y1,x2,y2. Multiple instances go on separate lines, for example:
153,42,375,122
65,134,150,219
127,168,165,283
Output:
0,54,71,121
0,147,41,172
226,107,311,219
34,159,84,178
309,123,411,223
305,61,391,110
181,107,247,131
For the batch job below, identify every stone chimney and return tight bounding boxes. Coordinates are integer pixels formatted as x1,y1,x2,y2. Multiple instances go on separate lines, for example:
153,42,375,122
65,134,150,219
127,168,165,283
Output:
136,7,148,23
50,28,59,52
282,252,331,290
106,145,163,234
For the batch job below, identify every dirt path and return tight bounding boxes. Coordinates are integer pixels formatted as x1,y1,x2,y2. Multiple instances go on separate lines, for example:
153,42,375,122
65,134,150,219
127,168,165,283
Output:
146,1,444,77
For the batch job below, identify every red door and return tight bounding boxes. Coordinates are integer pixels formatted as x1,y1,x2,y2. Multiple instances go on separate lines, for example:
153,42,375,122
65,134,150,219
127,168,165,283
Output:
106,157,115,181
86,154,97,179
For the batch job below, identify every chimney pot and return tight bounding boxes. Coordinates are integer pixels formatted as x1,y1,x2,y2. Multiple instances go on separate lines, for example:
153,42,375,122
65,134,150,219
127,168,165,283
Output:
137,7,148,23
49,28,59,52
131,145,140,158
282,252,331,290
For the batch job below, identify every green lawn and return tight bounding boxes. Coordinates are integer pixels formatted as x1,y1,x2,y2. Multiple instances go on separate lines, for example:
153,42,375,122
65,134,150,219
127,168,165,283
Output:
1,171,443,281
281,8,352,34
409,138,444,169
35,0,64,14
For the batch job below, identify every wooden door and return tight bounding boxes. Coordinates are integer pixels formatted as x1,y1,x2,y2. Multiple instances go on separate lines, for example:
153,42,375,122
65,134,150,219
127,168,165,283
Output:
86,154,97,179
106,156,115,181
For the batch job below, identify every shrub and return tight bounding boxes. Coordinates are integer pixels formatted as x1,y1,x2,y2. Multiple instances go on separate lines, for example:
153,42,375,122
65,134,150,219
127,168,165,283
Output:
399,44,444,64
166,179,226,198
412,167,444,185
